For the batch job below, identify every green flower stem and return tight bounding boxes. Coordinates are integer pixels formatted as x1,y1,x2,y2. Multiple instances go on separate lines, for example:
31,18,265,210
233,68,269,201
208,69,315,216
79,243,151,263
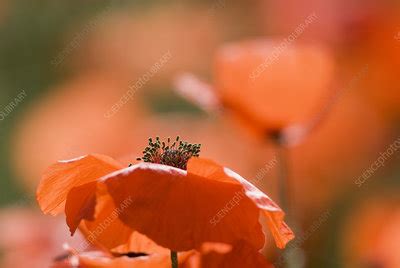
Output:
171,251,178,268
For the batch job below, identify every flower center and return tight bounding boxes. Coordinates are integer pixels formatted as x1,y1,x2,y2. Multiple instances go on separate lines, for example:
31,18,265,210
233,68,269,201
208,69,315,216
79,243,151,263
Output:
137,136,201,170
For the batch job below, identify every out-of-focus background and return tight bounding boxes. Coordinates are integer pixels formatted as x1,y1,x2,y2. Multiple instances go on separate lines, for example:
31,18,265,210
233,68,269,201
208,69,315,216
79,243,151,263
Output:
0,0,399,267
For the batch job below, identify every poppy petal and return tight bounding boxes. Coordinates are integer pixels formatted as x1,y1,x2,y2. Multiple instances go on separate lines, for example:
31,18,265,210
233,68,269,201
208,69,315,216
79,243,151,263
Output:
112,233,169,256
75,184,135,253
188,158,294,249
182,240,274,268
37,154,123,216
102,162,265,251
65,182,97,235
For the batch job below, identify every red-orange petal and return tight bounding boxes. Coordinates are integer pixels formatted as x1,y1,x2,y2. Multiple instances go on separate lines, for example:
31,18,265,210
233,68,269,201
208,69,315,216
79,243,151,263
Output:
187,158,294,249
65,181,97,235
182,240,274,268
71,183,135,253
62,166,166,254
37,154,123,216
111,231,168,256
102,162,265,252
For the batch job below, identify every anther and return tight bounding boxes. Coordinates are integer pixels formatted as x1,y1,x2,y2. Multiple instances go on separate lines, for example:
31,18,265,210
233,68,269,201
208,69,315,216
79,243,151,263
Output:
136,136,201,170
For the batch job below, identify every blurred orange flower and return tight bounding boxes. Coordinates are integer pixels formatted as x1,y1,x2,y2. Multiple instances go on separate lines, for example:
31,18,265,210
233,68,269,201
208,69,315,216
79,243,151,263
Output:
346,11,400,121
12,72,147,190
37,153,294,253
341,194,400,268
77,5,223,89
258,0,383,45
175,38,334,144
290,92,389,216
0,207,83,268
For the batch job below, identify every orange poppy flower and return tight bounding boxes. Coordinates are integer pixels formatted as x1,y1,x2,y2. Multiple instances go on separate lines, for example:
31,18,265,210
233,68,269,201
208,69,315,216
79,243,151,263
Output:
37,138,294,254
174,39,334,144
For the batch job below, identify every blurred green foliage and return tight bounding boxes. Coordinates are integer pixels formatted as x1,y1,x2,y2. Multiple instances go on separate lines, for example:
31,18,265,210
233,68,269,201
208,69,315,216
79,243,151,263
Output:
0,0,122,205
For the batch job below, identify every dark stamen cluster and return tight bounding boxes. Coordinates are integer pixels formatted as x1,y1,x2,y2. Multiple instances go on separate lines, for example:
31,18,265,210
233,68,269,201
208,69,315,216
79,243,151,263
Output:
136,136,201,170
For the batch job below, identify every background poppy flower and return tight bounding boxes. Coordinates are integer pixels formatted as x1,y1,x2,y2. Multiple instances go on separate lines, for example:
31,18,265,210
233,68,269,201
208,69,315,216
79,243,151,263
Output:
175,38,335,143
75,4,224,89
12,72,147,191
341,194,400,268
342,11,400,123
290,92,390,217
257,0,384,45
214,39,334,131
0,207,83,268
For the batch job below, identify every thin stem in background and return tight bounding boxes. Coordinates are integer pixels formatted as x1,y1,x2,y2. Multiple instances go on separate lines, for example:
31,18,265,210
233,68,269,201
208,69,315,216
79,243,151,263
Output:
276,144,290,216
275,142,305,268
